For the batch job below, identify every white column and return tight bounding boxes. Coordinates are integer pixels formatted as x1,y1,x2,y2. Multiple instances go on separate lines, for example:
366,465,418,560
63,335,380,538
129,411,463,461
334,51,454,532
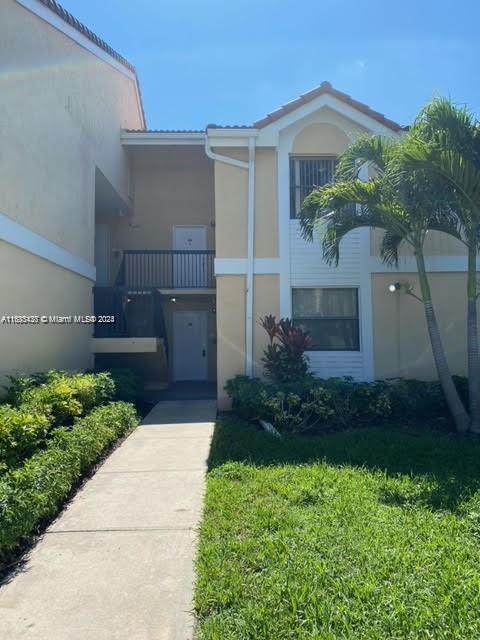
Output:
277,134,292,318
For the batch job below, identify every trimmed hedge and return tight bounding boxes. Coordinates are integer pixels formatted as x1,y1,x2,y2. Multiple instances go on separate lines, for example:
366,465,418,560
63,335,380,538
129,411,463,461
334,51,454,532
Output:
5,370,116,426
225,375,467,433
0,371,120,473
0,401,138,560
0,406,51,474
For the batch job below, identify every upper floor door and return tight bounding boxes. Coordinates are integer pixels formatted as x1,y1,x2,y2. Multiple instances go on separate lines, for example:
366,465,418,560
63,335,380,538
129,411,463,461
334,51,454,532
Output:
172,225,208,288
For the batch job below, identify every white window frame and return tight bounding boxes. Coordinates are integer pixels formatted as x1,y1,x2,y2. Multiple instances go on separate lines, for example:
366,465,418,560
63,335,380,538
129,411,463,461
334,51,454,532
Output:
292,285,361,352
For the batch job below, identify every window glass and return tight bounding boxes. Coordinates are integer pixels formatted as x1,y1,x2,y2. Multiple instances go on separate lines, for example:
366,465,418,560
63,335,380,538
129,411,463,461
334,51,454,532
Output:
290,156,337,218
292,288,360,351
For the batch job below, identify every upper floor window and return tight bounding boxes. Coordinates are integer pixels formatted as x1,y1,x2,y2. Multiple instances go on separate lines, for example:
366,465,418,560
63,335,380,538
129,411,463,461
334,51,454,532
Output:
290,156,337,218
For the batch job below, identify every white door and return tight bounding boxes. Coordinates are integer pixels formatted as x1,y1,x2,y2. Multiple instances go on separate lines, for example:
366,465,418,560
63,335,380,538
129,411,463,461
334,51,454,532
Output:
173,310,208,381
95,224,111,285
173,226,207,287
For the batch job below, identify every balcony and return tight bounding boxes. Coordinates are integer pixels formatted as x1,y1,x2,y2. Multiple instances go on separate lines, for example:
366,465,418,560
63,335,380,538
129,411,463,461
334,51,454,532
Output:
92,250,215,342
116,250,215,290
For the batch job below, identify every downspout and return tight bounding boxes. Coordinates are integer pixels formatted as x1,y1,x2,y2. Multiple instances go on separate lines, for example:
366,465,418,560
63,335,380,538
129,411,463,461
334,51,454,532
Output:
205,132,256,377
245,137,256,376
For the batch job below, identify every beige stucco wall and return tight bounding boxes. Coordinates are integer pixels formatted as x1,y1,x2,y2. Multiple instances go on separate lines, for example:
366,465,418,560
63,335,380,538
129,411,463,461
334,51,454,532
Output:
214,149,248,258
372,272,471,380
252,275,280,377
0,243,93,387
216,276,246,408
254,149,279,258
214,147,279,259
292,121,351,155
0,0,142,387
113,147,215,256
0,0,143,262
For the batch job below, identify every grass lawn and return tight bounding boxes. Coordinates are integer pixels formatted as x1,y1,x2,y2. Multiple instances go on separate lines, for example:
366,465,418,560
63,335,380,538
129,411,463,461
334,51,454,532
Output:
195,416,480,639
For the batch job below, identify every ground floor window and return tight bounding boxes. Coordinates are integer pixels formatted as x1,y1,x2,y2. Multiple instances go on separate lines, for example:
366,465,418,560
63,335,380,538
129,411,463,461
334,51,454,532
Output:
292,287,360,351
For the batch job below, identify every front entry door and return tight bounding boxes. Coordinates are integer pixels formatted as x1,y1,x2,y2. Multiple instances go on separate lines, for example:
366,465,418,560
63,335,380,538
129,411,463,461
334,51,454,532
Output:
173,310,208,381
172,225,207,287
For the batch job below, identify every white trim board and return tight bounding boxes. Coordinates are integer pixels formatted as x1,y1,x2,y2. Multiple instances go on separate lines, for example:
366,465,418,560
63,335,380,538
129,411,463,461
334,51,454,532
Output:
15,0,145,128
0,212,96,281
121,132,205,146
215,257,281,275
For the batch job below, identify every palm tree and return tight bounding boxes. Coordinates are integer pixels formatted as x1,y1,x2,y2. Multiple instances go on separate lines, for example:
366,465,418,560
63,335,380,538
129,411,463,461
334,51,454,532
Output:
403,99,480,432
300,134,470,432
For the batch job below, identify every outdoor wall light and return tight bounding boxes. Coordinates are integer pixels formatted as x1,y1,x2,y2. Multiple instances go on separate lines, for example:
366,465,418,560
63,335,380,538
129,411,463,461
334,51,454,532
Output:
170,297,176,303
388,282,401,293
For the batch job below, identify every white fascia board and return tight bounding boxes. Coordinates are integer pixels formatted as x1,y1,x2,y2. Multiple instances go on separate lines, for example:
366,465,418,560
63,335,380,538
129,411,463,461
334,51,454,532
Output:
15,0,145,129
206,128,258,138
257,94,401,146
121,132,205,146
206,129,259,148
215,257,281,275
0,212,95,281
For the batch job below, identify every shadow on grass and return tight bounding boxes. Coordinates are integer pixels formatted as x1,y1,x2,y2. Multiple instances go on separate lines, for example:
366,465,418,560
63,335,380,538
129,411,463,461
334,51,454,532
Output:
207,414,480,514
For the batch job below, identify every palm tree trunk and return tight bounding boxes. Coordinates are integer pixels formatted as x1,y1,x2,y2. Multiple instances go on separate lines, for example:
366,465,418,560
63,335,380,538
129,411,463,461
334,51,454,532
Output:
416,250,470,432
467,243,480,433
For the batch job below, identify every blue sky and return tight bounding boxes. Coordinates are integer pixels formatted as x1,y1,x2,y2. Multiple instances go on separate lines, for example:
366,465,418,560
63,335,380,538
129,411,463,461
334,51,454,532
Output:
60,0,480,130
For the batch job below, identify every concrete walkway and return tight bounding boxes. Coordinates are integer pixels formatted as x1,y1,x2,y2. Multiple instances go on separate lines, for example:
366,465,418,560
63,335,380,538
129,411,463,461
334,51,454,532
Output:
0,399,216,640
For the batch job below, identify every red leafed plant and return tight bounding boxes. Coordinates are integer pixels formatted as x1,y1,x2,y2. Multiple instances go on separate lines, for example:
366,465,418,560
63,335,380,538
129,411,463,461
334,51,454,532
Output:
259,315,313,384
260,314,279,344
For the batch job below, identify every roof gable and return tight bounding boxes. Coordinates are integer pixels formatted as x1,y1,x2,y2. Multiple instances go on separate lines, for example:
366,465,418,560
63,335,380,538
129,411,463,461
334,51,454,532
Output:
254,82,404,133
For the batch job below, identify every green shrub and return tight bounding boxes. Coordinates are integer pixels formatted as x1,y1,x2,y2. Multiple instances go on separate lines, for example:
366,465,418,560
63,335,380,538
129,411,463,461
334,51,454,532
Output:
225,376,271,422
225,376,334,433
264,387,334,433
105,368,143,402
0,402,138,559
5,371,116,426
319,377,392,426
0,406,52,472
225,374,462,433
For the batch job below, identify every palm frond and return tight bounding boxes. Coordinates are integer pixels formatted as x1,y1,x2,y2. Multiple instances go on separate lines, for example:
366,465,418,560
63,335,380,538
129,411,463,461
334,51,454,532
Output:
427,208,465,244
403,139,480,221
380,230,404,266
335,135,397,180
414,97,480,160
321,206,385,266
299,180,378,241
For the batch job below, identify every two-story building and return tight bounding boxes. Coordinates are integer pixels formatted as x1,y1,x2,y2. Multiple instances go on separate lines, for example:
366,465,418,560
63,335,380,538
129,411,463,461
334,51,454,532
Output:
1,0,471,407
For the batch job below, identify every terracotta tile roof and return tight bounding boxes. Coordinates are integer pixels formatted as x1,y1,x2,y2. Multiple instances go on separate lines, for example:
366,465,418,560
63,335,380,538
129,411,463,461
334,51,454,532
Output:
124,129,204,134
253,81,405,132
